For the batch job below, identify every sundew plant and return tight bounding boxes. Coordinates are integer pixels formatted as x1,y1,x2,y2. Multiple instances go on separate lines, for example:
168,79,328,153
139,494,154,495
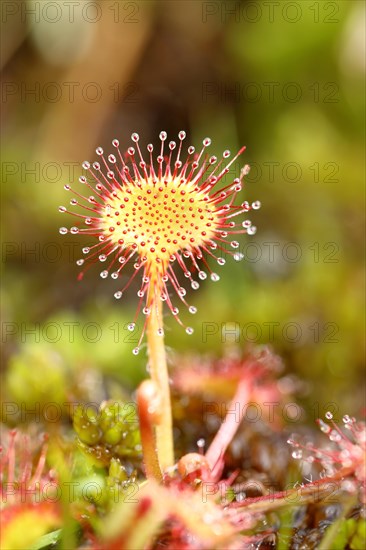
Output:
1,132,365,549
59,131,259,473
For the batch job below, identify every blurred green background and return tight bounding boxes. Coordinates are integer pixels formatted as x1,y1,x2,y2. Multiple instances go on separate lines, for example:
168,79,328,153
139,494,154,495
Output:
1,0,364,423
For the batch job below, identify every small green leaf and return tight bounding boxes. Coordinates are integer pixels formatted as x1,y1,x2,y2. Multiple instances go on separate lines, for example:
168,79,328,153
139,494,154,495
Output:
29,529,62,550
